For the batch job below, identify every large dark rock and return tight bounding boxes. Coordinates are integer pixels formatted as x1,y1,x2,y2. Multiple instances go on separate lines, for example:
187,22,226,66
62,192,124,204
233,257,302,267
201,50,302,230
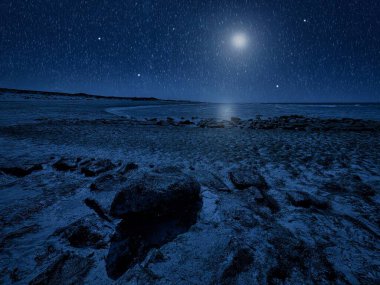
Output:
29,253,94,285
110,171,201,219
106,170,202,279
229,169,268,191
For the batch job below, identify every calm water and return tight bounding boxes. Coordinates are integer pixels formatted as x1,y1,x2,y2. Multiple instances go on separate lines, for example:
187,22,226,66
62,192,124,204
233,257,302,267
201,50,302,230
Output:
108,103,380,121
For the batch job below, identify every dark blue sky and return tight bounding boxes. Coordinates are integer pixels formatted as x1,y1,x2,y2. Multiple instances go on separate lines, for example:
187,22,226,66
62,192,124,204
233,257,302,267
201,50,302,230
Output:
1,0,379,102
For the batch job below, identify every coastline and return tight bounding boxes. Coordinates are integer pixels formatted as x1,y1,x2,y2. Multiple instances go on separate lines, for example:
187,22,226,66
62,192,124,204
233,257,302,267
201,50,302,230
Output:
0,91,379,284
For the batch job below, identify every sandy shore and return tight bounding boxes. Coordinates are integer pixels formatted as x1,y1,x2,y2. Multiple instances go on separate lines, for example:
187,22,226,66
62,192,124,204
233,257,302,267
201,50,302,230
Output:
0,92,379,284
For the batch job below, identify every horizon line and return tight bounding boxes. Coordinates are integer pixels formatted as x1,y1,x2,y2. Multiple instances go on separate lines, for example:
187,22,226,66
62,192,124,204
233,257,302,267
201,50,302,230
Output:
1,87,379,105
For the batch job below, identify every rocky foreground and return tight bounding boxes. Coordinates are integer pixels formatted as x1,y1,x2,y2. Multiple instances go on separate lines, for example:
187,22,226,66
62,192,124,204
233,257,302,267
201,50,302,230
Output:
1,147,379,284
0,97,379,284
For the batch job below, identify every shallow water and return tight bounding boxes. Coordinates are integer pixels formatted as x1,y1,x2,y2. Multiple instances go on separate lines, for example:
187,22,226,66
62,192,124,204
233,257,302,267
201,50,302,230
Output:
107,103,380,121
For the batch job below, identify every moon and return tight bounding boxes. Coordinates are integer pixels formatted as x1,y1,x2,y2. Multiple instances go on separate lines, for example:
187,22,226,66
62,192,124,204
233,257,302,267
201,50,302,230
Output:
231,32,248,50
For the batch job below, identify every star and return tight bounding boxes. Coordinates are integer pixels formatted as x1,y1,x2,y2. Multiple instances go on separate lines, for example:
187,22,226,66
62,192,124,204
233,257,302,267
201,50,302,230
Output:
303,19,307,23
137,73,141,77
98,37,102,41
276,84,279,88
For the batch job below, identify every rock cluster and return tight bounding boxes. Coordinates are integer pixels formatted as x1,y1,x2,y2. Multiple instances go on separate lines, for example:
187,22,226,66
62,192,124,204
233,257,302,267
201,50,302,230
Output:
140,115,380,132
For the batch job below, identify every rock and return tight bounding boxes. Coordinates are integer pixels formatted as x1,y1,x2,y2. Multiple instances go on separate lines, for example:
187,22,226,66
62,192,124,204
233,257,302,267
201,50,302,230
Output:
54,216,107,249
229,169,268,191
29,253,94,285
110,171,201,219
80,159,116,177
0,164,43,177
53,158,78,172
287,191,330,210
106,169,202,279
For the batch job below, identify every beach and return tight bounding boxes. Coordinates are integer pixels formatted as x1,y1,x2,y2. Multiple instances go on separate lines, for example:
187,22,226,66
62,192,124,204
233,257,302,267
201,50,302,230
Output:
0,90,379,284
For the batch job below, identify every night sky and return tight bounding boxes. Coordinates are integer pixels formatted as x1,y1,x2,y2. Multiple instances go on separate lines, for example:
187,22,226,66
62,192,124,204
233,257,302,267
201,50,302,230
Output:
1,0,379,102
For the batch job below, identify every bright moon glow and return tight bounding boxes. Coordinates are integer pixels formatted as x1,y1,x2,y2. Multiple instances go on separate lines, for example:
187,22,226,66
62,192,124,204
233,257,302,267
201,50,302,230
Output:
231,32,248,49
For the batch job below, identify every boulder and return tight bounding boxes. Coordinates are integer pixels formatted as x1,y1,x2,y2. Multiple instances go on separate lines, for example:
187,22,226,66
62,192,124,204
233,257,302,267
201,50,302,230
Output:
110,171,201,219
106,169,202,279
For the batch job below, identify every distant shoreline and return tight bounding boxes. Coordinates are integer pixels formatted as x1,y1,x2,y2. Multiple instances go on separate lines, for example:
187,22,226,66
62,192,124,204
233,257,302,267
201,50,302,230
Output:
1,87,379,105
